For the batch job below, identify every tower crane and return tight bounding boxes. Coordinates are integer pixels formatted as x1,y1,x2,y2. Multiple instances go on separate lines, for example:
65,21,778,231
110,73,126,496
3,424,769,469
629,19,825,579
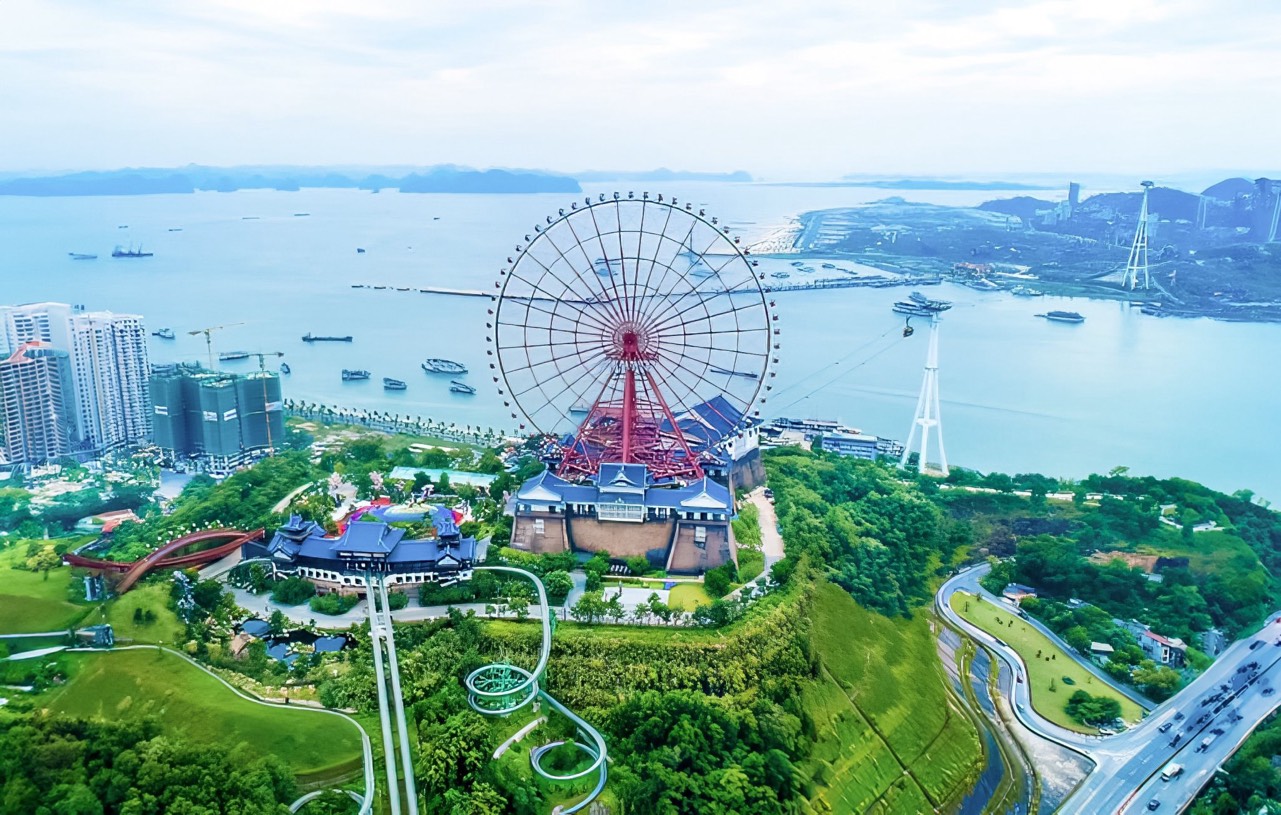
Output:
187,322,245,369
248,352,285,456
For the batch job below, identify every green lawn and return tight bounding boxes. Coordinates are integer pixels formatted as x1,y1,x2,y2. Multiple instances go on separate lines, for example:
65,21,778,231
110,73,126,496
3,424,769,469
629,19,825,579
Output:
668,583,713,611
950,591,1143,731
0,544,91,634
737,549,765,583
102,582,185,644
44,649,362,779
803,582,981,814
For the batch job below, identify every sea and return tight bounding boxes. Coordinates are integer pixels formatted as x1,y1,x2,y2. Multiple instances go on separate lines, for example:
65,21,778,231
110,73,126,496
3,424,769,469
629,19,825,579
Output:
3,182,1279,501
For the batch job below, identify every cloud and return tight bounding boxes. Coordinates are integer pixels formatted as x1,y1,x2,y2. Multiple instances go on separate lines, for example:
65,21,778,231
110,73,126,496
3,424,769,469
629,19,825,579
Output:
0,0,1277,176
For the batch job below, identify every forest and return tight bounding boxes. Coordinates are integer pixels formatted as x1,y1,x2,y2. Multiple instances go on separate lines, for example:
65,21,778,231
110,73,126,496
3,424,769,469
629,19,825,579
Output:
0,715,297,815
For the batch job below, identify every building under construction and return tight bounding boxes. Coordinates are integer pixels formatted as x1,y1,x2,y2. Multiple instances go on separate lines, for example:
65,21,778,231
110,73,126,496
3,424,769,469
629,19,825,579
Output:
149,362,283,473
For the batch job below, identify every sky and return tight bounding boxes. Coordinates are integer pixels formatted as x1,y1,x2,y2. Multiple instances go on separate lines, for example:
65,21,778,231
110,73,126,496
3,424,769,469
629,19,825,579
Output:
2,0,1279,180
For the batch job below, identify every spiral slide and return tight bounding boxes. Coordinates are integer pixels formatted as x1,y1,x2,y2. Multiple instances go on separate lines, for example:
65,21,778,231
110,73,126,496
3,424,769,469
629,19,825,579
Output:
464,566,608,814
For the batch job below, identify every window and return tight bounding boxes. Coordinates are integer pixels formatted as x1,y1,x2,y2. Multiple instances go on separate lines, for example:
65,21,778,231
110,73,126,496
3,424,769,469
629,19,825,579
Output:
533,518,545,535
694,526,707,549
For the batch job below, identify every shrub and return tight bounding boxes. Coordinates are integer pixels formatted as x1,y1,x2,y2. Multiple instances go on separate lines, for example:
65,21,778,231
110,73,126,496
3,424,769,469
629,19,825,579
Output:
386,590,409,611
271,576,317,605
310,592,360,615
703,563,737,598
543,569,574,600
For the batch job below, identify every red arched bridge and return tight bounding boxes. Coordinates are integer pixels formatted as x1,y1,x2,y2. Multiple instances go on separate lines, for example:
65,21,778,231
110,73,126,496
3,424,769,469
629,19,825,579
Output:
64,527,264,593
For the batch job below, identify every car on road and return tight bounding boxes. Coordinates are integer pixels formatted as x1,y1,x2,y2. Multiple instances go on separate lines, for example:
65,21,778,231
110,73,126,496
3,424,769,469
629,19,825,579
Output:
1174,711,1184,721
1264,687,1276,697
1158,722,1173,733
1251,640,1265,650
1147,799,1161,810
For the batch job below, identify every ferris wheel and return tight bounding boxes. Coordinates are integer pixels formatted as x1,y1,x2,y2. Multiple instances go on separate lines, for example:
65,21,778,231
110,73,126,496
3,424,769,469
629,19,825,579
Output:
487,192,778,481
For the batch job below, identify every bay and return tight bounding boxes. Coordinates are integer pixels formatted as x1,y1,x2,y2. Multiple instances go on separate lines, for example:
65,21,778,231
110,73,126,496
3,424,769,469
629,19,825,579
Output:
2,182,1276,501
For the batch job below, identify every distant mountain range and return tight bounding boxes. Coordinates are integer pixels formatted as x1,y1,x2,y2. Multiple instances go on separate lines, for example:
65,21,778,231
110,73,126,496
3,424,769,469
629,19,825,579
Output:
573,168,752,183
833,177,1047,191
0,164,581,196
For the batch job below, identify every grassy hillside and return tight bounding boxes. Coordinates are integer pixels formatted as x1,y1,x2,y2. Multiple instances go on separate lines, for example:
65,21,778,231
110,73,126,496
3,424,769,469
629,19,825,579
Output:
0,544,90,634
802,581,981,813
951,591,1143,730
44,649,362,780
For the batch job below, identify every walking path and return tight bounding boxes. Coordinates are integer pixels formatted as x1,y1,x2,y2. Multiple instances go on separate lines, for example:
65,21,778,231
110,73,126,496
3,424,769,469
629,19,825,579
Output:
727,488,785,600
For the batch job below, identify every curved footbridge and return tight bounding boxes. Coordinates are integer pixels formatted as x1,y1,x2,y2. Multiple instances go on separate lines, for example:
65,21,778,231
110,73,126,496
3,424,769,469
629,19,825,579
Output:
465,566,608,814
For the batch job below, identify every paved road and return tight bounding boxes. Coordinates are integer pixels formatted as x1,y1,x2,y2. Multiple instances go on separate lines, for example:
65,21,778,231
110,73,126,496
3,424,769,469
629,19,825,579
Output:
1061,617,1281,814
941,564,1281,814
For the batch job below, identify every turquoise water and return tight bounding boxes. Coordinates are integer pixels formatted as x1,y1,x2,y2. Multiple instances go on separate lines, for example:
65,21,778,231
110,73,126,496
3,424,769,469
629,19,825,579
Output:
3,183,1278,499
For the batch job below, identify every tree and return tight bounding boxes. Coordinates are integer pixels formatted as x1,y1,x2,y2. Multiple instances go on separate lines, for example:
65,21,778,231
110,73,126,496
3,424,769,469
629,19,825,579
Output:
1064,690,1121,726
271,576,317,605
703,563,736,598
570,591,608,623
543,569,573,600
268,609,289,635
26,545,60,580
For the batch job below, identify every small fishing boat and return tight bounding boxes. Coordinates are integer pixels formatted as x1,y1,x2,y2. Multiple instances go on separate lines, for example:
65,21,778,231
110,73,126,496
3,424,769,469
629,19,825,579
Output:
569,402,591,414
219,351,250,362
449,380,476,395
709,365,760,379
152,328,175,340
1038,310,1085,324
279,363,291,374
68,252,97,260
422,358,467,374
383,377,407,391
342,369,371,381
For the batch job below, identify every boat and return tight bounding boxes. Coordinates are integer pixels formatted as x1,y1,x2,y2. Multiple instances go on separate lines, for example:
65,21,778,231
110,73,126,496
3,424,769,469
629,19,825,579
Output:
302,333,353,342
68,252,97,260
710,365,760,379
449,380,476,395
799,266,815,273
893,302,935,317
342,369,370,381
773,272,791,279
219,351,250,361
279,362,291,374
821,263,836,270
568,402,591,414
356,248,366,254
111,245,153,258
790,261,804,267
383,377,407,391
294,213,310,217
421,358,467,374
908,291,930,305
396,287,410,292
152,328,175,340
1038,311,1085,324
1011,286,1045,297
168,228,183,232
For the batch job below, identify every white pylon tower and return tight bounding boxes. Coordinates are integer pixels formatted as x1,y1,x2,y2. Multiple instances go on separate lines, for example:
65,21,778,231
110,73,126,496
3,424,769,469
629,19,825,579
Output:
899,298,951,477
1122,180,1154,290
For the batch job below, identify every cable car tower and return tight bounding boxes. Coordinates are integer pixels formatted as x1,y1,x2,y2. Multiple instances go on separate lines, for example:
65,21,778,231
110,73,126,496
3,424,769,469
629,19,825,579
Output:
898,295,951,477
1122,181,1154,290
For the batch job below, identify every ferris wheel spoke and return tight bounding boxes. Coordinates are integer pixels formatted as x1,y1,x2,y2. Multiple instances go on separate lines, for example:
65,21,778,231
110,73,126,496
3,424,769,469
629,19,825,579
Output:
631,223,736,329
646,294,769,341
534,358,617,421
634,203,676,326
581,203,635,327
501,270,617,337
538,224,632,329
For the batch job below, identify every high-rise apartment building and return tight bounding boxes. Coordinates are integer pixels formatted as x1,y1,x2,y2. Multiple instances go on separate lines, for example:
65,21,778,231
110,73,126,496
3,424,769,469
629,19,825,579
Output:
0,302,152,456
149,363,284,473
0,341,80,467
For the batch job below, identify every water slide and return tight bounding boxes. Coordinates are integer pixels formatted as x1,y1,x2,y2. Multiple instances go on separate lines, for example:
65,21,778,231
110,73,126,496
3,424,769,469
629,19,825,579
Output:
464,566,608,813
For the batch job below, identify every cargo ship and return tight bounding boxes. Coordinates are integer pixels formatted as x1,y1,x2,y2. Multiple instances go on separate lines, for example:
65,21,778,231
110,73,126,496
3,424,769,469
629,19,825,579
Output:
341,369,370,381
302,333,353,342
112,245,153,258
383,377,407,391
1038,310,1085,324
421,358,467,374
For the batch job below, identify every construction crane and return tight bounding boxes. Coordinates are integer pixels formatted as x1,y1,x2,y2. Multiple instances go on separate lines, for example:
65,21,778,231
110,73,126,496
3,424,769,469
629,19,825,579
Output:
187,322,245,369
249,352,285,456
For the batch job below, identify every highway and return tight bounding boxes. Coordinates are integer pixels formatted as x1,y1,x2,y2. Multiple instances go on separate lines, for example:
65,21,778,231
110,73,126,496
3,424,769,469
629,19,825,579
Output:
939,564,1281,814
